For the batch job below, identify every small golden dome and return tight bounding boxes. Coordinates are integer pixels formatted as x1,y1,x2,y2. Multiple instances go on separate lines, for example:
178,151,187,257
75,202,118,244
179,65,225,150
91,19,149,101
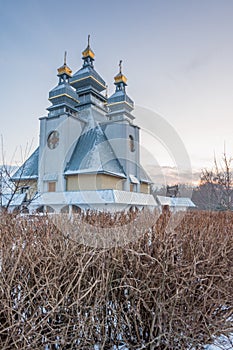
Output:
82,47,95,59
57,65,72,76
57,51,72,77
82,35,95,60
114,72,127,84
114,60,127,84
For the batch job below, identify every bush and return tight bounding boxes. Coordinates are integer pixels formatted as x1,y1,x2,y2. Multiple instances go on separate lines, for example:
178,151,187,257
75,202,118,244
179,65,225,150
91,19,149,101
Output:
0,211,232,349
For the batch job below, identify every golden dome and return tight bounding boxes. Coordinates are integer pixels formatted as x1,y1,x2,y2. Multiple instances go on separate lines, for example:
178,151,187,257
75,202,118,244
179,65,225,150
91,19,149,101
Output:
114,60,127,84
57,64,72,77
114,72,127,84
57,51,72,77
82,35,95,60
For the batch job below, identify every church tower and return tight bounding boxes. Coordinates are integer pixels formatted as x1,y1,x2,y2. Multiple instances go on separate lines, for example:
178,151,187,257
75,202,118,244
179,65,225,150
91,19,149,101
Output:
38,53,84,194
107,60,135,123
103,62,141,192
70,36,108,128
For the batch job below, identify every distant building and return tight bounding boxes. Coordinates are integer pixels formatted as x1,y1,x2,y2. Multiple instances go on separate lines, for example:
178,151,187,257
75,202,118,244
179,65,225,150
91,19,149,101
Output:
11,38,156,213
156,195,196,212
166,185,179,197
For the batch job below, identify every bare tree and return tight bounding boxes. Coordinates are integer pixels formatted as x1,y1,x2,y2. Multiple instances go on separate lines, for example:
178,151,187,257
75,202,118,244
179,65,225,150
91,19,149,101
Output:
0,136,37,212
193,151,233,211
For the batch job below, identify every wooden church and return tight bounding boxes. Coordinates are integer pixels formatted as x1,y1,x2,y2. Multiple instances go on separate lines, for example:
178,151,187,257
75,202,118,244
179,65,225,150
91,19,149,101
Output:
11,37,157,213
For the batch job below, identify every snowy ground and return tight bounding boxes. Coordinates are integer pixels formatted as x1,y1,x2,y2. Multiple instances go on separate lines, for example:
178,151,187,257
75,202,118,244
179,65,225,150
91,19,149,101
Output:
204,334,233,350
92,335,233,350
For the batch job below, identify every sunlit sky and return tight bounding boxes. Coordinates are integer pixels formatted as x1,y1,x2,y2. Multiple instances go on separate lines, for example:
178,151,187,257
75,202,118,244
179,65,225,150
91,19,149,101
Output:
1,0,233,172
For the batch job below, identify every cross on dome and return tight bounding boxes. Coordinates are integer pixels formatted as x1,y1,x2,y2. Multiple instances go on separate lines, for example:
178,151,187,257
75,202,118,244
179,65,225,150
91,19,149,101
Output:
64,51,67,65
119,60,122,74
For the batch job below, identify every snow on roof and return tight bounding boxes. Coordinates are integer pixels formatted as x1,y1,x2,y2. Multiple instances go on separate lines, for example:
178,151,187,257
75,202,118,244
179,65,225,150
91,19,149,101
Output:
43,173,58,182
129,174,140,184
1,193,26,207
29,190,157,207
11,148,39,180
49,81,78,101
0,165,17,193
156,195,196,207
65,126,126,178
113,191,157,206
64,169,126,178
72,65,106,87
108,89,134,106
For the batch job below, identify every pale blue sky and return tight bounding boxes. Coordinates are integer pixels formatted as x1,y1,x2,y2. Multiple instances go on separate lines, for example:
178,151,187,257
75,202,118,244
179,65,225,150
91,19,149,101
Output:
1,0,233,170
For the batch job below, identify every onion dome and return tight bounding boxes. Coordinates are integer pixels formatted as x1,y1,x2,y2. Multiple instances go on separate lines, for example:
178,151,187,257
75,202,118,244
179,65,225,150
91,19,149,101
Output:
114,60,128,86
57,51,72,78
82,34,95,63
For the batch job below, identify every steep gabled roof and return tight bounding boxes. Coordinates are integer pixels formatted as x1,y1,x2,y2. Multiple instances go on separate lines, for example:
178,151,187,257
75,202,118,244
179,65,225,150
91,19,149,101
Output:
65,126,126,178
11,147,39,180
1,193,26,207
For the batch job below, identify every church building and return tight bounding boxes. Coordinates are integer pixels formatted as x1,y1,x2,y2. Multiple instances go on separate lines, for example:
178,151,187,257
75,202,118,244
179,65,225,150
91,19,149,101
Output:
11,37,157,213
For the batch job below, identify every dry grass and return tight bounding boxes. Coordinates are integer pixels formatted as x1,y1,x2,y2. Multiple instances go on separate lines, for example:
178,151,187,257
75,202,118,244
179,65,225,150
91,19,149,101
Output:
0,210,232,349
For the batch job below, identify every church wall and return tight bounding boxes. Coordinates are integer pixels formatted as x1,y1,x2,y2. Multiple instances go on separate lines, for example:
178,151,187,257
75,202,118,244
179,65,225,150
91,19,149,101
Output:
38,114,83,193
92,106,109,123
97,174,124,190
66,174,97,191
78,105,108,126
103,121,140,190
66,174,124,191
140,183,150,194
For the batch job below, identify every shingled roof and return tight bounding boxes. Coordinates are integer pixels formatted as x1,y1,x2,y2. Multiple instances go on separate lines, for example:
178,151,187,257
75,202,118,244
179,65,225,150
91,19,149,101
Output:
65,126,126,178
11,147,39,180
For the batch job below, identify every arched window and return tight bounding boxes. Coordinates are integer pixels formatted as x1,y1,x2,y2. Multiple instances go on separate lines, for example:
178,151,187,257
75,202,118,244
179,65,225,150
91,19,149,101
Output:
36,205,54,213
129,135,135,152
61,205,69,214
61,205,81,214
45,206,55,213
71,205,82,214
36,206,44,213
21,206,29,214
